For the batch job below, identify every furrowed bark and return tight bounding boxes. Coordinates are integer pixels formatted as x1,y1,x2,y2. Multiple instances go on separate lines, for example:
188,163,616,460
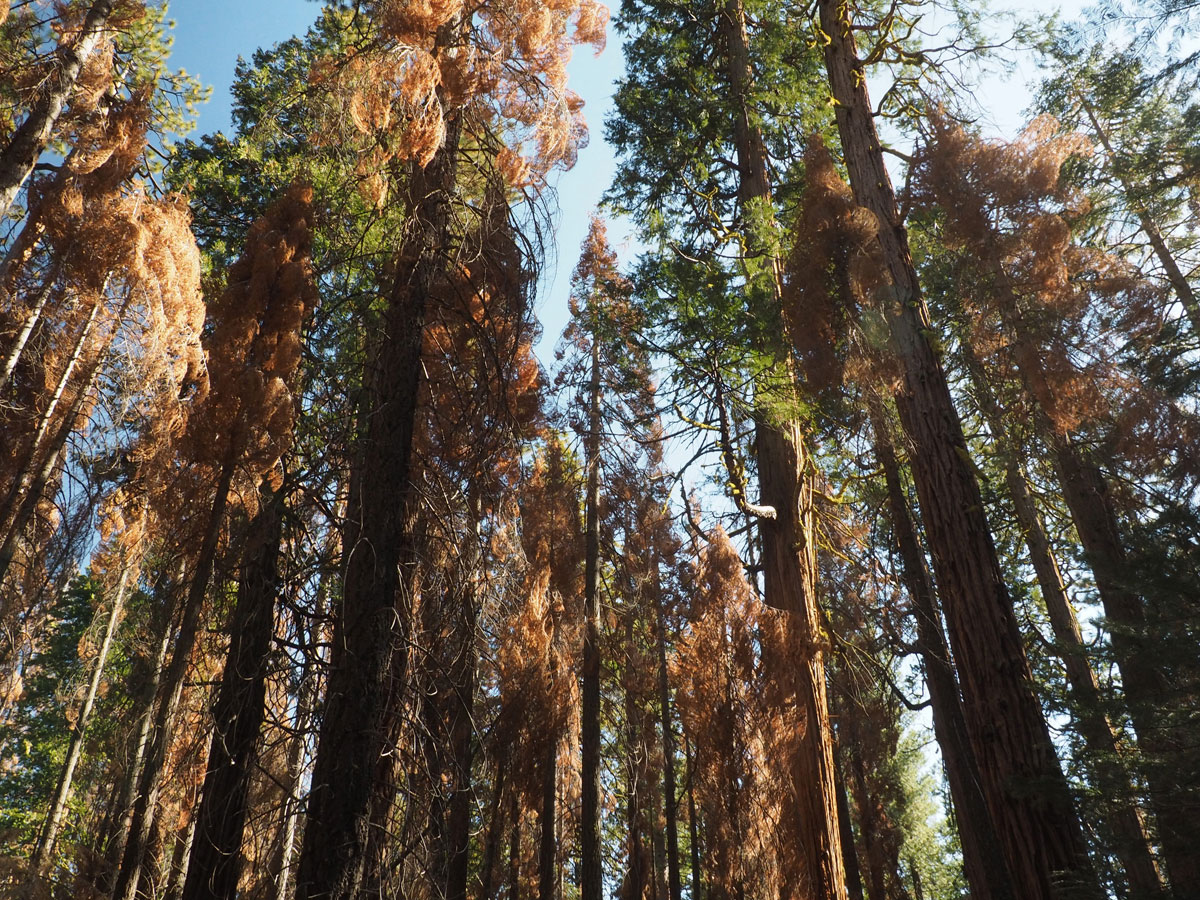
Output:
868,402,1014,900
580,331,603,900
721,4,847,894
959,341,1165,899
815,4,1097,897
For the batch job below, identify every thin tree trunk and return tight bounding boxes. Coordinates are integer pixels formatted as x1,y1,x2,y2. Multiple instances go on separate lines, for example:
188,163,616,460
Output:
111,452,237,900
446,552,479,900
538,740,556,900
685,738,702,900
31,569,131,873
181,483,286,900
103,598,174,893
720,5,847,895
0,0,114,219
868,402,1014,900
0,276,55,395
580,327,603,900
834,761,866,900
816,5,1097,897
272,649,315,900
653,581,683,900
959,342,1166,899
481,763,508,900
508,790,522,900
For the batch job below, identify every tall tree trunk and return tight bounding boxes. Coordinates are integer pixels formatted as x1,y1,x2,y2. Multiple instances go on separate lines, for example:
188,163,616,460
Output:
1077,97,1200,337
580,330,603,900
295,96,462,900
685,738,702,900
653,582,683,900
272,640,315,900
111,452,237,900
103,598,174,893
445,583,477,900
181,483,286,900
0,0,114,220
868,402,1014,900
31,569,131,873
481,762,508,900
815,4,1097,897
959,342,1166,899
538,741,557,900
720,5,847,895
834,761,866,900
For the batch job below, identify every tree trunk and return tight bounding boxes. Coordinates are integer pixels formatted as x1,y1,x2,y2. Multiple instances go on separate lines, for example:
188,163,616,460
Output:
0,275,55,395
685,738,702,900
538,741,557,900
653,581,683,900
111,452,237,900
580,329,603,900
834,761,866,900
295,90,462,899
815,4,1097,898
720,5,847,895
181,483,286,900
0,0,114,220
31,569,131,873
103,599,174,894
868,402,1014,900
959,342,1166,899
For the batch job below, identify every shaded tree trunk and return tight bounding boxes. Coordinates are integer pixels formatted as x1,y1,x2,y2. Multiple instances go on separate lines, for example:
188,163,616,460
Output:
653,581,683,900
868,403,1014,900
815,4,1097,897
181,483,286,900
580,330,603,900
295,95,463,899
834,762,866,900
959,342,1166,899
538,741,557,900
32,569,132,872
111,451,237,900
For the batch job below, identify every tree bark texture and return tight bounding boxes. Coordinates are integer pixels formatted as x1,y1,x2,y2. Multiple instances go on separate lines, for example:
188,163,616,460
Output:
868,404,1015,900
181,484,286,900
815,4,1097,897
654,580,683,900
720,5,847,895
580,333,603,900
294,100,462,900
959,343,1165,899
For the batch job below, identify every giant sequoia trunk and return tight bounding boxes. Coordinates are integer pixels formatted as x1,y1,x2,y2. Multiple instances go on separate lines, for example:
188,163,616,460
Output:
958,342,1166,899
815,4,1097,897
0,0,114,220
720,5,847,896
295,106,462,900
867,404,1015,900
180,484,286,900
